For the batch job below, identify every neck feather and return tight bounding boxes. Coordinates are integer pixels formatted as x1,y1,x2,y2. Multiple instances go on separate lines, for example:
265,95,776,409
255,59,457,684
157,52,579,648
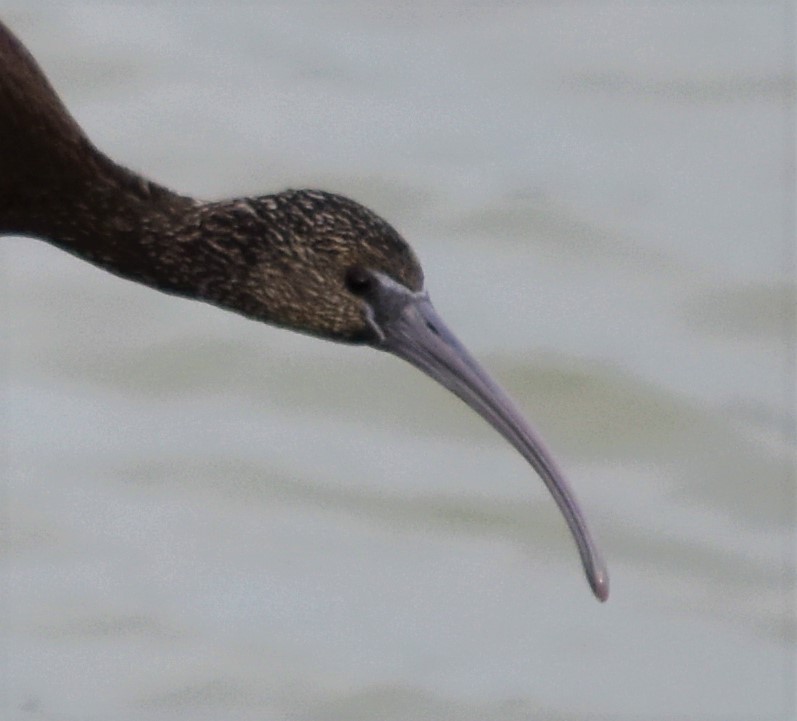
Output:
0,20,208,297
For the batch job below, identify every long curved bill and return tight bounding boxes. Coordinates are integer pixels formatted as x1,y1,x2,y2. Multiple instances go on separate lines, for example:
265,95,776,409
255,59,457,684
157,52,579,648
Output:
366,277,608,601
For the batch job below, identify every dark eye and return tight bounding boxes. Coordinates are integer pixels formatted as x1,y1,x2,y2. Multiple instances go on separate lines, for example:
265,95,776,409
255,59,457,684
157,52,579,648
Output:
345,266,374,296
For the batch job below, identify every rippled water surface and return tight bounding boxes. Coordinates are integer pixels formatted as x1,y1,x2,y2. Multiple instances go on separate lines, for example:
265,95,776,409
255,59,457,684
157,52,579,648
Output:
2,4,794,720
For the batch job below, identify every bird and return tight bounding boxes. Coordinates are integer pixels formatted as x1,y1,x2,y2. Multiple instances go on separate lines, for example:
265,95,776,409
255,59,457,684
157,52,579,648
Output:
0,19,608,602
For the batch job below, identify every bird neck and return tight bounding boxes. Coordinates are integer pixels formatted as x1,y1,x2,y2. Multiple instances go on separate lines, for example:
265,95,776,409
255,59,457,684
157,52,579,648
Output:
0,20,206,297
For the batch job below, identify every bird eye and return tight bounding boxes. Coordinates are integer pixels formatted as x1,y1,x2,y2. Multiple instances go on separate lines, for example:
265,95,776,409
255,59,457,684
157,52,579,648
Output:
345,266,374,296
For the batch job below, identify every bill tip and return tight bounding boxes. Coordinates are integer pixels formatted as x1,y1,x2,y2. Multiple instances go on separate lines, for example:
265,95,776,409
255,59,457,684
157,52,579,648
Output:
590,568,610,602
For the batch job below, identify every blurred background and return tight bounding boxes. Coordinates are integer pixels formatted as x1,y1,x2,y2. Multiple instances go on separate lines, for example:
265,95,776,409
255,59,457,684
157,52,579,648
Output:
2,3,794,720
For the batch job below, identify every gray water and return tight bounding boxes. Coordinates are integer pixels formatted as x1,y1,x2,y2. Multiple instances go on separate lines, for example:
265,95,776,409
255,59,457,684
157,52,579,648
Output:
2,4,794,720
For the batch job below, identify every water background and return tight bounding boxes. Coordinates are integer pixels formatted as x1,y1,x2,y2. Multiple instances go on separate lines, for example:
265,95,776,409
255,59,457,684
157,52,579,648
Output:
2,4,794,720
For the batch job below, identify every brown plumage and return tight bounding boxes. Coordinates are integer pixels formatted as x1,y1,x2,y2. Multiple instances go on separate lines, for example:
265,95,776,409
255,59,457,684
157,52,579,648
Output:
0,19,608,601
